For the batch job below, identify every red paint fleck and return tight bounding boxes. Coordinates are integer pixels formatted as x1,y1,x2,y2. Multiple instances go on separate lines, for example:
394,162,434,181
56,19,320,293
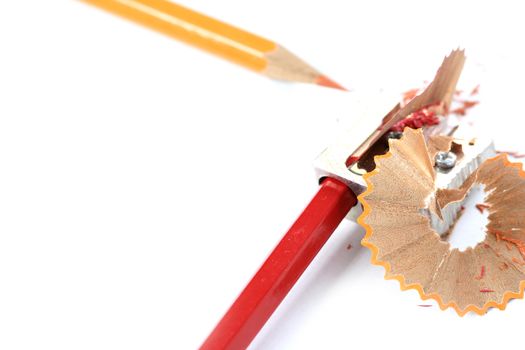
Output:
500,262,509,270
501,236,525,259
460,205,466,211
346,243,353,251
470,85,480,95
451,100,479,116
512,257,525,266
450,107,467,116
489,229,525,260
475,203,490,213
462,100,479,108
391,108,440,132
483,243,491,249
474,265,486,280
480,289,495,293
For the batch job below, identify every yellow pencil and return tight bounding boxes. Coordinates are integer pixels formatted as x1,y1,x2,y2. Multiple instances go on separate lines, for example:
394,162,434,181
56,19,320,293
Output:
81,0,345,89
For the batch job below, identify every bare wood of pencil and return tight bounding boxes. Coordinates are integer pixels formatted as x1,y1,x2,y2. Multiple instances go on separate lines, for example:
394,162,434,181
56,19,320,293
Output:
81,0,346,90
264,46,345,90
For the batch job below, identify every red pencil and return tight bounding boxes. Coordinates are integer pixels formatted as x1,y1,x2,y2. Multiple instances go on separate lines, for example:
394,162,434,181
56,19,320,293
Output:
200,178,356,349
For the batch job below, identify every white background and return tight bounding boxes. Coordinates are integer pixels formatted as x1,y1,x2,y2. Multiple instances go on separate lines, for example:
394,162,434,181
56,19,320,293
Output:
1,1,525,349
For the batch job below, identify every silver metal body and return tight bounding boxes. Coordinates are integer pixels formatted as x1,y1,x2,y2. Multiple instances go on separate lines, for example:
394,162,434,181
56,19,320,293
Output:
428,135,495,235
312,91,401,197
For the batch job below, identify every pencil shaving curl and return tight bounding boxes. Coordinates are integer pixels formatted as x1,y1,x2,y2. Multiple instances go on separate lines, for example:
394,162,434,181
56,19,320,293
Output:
358,128,525,316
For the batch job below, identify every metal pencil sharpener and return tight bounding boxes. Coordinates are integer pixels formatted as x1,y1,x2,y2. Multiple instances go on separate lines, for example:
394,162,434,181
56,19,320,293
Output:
313,91,495,234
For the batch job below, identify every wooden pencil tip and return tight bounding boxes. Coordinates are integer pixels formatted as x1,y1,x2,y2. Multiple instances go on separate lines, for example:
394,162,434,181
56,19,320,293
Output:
315,75,347,91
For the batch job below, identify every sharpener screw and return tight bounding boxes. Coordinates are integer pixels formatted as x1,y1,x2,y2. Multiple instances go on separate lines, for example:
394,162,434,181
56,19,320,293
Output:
435,151,457,170
387,131,403,140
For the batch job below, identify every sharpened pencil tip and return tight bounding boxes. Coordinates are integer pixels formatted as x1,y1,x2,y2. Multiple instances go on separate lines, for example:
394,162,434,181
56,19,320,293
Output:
315,75,347,91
